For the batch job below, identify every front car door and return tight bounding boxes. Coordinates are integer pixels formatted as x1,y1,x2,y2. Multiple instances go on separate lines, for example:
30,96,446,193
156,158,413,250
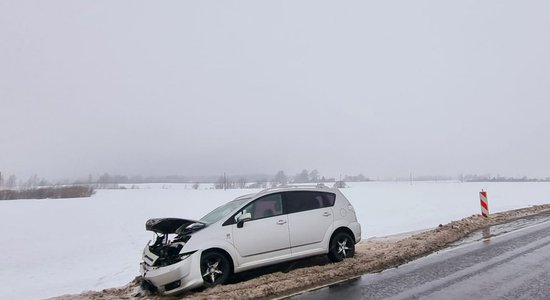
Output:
230,193,291,269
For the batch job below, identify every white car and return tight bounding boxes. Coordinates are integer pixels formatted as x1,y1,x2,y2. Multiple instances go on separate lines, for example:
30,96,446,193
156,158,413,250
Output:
139,185,362,295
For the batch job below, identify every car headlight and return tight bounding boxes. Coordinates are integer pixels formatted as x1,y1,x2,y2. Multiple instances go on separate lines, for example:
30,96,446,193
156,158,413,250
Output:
179,250,197,261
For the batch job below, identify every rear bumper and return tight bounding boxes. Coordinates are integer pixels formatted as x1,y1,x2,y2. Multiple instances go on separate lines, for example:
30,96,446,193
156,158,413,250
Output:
349,221,362,243
140,250,203,295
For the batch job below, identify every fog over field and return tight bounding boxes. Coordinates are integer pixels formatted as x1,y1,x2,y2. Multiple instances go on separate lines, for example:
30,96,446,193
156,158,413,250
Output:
1,1,550,181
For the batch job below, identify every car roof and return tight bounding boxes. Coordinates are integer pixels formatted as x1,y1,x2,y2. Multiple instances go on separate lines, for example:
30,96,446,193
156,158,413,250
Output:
234,193,256,200
254,184,337,198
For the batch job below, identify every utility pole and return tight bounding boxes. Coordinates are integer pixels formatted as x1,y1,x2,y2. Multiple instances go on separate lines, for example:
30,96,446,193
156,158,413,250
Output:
223,172,226,191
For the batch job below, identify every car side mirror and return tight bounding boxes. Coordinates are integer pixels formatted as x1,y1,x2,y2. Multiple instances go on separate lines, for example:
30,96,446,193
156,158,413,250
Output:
236,212,252,228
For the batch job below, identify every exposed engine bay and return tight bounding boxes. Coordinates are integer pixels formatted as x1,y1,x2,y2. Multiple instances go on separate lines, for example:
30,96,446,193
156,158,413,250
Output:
143,218,205,267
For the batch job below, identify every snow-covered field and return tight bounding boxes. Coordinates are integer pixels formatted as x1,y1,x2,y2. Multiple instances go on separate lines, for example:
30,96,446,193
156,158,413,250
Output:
1,182,549,300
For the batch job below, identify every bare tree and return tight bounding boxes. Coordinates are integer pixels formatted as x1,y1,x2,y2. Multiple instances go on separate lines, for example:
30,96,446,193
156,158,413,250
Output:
27,174,39,188
294,169,309,183
237,177,247,189
333,180,347,188
273,170,288,187
214,176,225,189
309,169,320,182
6,175,17,188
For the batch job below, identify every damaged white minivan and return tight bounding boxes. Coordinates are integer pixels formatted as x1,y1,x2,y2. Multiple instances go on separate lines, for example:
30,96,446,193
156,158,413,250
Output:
140,185,362,295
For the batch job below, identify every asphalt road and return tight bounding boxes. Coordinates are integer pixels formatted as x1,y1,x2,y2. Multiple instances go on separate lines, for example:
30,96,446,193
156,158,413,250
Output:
295,217,550,300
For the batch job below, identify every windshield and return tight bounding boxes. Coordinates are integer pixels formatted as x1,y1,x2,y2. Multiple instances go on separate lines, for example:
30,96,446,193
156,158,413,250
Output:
200,197,250,224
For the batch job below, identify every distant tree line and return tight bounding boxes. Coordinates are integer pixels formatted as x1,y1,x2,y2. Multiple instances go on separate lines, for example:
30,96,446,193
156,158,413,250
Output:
0,172,53,189
463,174,550,182
0,171,96,200
212,169,369,190
0,168,374,190
0,186,95,201
411,175,455,182
0,169,369,193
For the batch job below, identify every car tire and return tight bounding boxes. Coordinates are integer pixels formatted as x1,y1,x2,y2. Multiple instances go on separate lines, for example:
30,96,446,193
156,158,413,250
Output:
328,231,355,262
200,251,231,288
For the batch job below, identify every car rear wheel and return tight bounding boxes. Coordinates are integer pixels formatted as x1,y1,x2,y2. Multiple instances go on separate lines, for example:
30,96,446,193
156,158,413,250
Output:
200,251,230,288
328,231,355,262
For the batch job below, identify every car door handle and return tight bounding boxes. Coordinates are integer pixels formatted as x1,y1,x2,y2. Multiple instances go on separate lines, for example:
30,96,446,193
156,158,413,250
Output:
276,220,287,225
322,212,331,217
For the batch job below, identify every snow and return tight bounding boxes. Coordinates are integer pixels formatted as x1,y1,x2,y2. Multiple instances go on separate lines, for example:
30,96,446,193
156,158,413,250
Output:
1,181,549,300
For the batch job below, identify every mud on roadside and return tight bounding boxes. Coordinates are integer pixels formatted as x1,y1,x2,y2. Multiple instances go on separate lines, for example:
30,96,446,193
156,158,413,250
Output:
53,204,550,300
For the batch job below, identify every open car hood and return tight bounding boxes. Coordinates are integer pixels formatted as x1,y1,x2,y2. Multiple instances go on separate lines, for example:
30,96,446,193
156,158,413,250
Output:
145,218,205,234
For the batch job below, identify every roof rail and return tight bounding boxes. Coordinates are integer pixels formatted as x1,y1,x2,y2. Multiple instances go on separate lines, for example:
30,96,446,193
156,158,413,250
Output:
258,184,329,194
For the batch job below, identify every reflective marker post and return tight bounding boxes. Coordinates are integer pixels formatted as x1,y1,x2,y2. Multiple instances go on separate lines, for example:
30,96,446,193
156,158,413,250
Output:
480,190,489,218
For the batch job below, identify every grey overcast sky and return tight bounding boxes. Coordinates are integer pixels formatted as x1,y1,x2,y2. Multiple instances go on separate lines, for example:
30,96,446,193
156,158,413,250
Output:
1,0,549,180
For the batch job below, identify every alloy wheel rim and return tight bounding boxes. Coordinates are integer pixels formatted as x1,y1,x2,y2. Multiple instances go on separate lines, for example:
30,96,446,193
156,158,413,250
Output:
337,238,350,258
202,258,223,283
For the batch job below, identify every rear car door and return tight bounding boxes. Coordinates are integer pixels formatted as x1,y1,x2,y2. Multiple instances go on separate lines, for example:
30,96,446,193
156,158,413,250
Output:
284,191,336,254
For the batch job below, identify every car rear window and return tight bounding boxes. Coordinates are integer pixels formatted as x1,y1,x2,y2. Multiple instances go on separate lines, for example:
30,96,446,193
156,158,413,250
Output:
284,191,336,214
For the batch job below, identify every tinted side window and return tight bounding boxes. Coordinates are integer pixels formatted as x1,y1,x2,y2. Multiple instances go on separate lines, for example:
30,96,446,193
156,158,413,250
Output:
243,193,283,220
323,193,336,207
284,191,336,214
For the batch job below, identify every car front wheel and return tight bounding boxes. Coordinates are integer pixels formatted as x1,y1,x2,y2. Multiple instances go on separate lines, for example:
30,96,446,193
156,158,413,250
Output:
200,251,231,288
328,231,355,262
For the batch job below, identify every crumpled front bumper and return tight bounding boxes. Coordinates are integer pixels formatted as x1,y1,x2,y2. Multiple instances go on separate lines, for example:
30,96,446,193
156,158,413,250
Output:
140,248,203,295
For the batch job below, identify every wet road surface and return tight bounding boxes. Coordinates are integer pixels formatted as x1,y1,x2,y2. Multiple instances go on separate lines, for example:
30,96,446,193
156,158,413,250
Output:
295,217,550,299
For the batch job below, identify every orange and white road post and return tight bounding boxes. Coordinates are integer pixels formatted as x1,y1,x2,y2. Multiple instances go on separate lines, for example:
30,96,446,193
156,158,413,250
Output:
480,190,489,218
